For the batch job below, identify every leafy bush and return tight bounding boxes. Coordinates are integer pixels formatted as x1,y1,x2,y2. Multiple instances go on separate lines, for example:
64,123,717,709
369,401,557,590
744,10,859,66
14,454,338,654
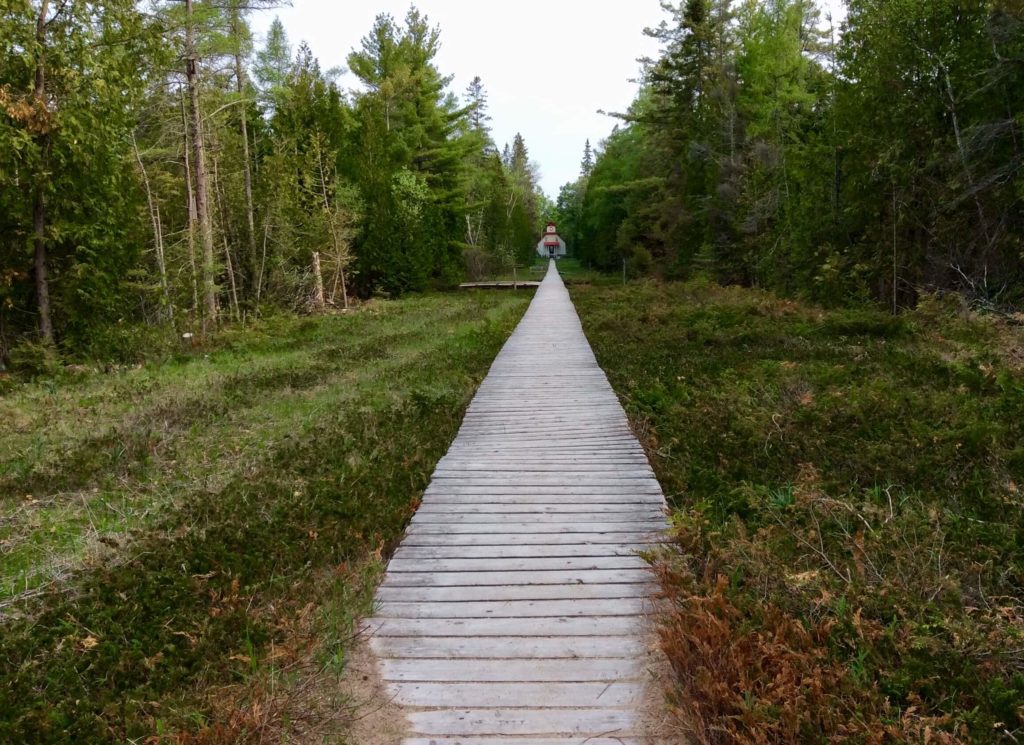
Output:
8,340,60,377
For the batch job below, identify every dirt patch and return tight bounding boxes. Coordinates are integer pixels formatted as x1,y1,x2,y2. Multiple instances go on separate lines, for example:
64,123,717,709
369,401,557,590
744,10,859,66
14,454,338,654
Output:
334,635,409,745
639,611,689,745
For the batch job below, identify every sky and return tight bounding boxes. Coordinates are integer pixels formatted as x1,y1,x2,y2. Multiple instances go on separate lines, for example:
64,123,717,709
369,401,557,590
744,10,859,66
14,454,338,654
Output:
252,1,847,198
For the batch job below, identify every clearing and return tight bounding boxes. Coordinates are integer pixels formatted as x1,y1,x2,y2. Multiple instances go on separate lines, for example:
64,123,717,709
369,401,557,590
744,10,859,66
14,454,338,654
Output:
573,279,1024,743
0,290,530,742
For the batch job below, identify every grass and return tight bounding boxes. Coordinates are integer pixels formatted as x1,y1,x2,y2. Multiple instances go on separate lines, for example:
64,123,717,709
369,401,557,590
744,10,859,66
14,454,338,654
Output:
572,279,1024,744
0,290,531,743
483,257,609,285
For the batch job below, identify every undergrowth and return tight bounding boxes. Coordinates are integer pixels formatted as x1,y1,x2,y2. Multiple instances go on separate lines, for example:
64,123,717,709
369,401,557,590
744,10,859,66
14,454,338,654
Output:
0,291,530,743
574,280,1024,744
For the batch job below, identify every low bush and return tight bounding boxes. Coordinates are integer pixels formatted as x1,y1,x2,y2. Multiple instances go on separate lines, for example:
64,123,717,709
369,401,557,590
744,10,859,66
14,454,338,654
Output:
0,291,530,743
574,280,1024,743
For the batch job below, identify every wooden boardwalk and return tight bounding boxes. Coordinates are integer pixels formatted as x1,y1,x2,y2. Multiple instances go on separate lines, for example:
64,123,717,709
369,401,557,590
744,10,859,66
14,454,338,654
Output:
366,260,668,744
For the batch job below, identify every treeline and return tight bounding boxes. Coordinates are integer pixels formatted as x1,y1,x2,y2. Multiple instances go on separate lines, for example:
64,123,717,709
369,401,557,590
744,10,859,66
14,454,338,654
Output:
0,2,543,364
557,0,1024,309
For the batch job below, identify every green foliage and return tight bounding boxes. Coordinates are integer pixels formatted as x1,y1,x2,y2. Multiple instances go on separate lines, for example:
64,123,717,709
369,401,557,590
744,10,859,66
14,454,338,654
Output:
577,0,1024,308
0,0,165,349
574,279,1024,741
0,290,530,742
1,3,543,358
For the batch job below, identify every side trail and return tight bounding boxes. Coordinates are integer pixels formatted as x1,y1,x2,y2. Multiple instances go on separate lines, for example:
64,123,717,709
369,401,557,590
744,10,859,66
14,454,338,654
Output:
365,260,669,744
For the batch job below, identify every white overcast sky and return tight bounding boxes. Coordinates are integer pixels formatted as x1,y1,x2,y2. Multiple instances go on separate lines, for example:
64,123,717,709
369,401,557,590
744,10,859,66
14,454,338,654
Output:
253,1,847,198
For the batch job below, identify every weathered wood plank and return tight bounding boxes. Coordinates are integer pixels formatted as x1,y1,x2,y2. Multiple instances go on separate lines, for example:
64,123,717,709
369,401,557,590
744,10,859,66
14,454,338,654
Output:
423,485,663,495
374,598,650,619
416,499,664,509
392,544,649,560
374,583,656,603
365,261,667,740
389,681,645,708
380,657,642,682
379,568,653,587
408,512,665,525
386,556,648,573
370,635,645,659
403,739,641,745
399,532,663,547
406,708,635,736
413,503,664,515
405,521,666,534
365,616,643,637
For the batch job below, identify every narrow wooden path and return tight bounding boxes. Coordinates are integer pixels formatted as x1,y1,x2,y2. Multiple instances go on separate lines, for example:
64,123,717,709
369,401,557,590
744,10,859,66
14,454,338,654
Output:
366,260,668,744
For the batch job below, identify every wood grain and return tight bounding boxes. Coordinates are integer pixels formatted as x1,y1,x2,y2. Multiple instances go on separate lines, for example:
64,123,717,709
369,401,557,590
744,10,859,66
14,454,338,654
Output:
365,260,668,742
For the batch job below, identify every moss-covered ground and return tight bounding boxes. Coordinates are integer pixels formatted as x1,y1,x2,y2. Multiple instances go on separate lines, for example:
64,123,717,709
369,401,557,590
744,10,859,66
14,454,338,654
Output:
573,280,1024,744
0,291,530,743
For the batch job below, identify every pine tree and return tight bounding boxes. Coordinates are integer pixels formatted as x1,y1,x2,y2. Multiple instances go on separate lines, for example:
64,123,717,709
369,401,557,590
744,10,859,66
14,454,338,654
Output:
580,139,595,177
346,8,472,293
465,76,491,136
0,0,160,348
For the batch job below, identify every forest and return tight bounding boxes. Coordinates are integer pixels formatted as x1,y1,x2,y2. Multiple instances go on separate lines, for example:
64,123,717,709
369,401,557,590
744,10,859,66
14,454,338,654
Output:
4,1,1023,369
2,1,1024,743
557,0,1024,311
0,1,545,368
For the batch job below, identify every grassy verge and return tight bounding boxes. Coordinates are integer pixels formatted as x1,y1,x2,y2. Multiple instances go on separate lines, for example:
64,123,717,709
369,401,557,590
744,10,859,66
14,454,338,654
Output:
0,290,531,743
483,257,608,285
573,279,1024,743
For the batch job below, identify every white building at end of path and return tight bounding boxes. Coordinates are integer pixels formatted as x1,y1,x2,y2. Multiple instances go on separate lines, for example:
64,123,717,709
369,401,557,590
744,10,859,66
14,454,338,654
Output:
536,221,567,259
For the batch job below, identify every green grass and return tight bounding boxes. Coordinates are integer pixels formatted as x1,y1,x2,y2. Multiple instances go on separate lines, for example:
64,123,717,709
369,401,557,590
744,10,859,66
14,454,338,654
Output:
572,280,1024,743
483,257,608,285
0,290,531,743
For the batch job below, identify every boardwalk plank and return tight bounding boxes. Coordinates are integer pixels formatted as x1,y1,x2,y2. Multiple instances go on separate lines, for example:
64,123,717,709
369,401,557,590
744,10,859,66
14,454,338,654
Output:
389,681,645,707
374,583,655,603
369,635,645,659
374,598,650,619
406,709,635,737
380,658,643,682
365,261,668,740
366,616,643,637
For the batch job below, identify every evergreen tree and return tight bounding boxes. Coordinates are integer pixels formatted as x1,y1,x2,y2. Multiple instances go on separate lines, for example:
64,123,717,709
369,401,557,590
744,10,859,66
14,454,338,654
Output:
346,8,472,294
465,75,491,136
580,139,595,177
0,0,160,350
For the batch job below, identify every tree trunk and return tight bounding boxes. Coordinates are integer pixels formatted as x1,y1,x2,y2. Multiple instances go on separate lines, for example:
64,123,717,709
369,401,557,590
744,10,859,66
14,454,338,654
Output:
181,90,200,316
311,251,326,311
315,137,349,309
212,154,241,321
255,219,268,314
33,0,54,346
132,133,173,325
33,188,52,345
185,0,218,331
231,10,258,294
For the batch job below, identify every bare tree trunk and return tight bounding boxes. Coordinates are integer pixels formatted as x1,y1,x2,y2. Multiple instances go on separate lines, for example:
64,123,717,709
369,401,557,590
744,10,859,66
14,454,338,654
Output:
255,219,268,314
940,63,993,250
181,90,200,317
231,9,257,292
311,251,325,311
33,0,53,346
223,236,240,321
211,155,241,322
33,189,52,345
340,267,349,310
185,0,218,332
315,137,349,309
132,133,173,326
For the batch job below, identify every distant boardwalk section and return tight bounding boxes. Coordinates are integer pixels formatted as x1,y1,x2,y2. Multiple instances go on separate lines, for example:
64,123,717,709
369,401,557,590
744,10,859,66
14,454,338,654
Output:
365,260,668,743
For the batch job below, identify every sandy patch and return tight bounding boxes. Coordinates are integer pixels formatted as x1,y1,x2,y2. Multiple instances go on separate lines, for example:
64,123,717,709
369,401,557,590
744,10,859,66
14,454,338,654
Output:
333,635,409,745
